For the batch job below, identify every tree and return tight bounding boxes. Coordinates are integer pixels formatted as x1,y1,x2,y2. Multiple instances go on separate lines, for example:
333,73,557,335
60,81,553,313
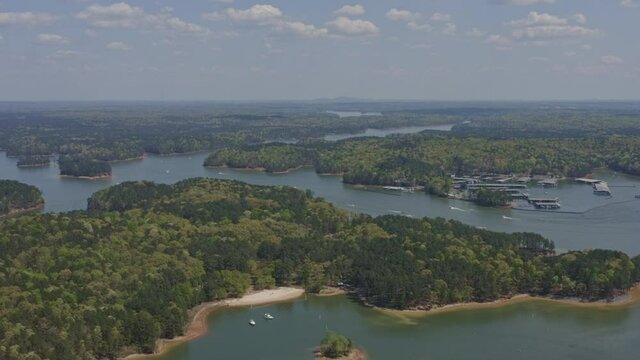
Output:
320,331,353,358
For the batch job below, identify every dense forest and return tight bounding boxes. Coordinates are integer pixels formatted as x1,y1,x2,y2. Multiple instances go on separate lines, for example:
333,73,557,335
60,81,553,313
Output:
0,180,44,216
2,101,640,165
16,156,50,168
58,156,112,178
205,135,640,195
1,179,638,359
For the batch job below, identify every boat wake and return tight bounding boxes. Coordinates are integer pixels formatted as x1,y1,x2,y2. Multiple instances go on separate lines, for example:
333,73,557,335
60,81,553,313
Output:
449,206,467,212
502,215,518,220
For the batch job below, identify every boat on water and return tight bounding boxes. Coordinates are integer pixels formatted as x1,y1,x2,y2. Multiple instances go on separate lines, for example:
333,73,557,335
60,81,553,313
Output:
249,319,256,326
264,313,275,320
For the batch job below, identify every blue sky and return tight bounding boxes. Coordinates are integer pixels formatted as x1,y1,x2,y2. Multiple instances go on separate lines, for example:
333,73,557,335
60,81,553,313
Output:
0,0,638,101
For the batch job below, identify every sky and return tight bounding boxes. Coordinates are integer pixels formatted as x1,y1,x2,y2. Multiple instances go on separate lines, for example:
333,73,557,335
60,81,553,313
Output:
0,0,639,101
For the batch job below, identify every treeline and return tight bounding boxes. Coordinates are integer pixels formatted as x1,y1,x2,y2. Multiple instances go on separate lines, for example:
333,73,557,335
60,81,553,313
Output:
16,156,50,168
205,135,640,195
58,156,112,178
0,180,44,216
1,179,637,359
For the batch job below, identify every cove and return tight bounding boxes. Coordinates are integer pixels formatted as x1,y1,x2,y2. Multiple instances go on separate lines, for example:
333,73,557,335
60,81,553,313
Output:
155,294,640,360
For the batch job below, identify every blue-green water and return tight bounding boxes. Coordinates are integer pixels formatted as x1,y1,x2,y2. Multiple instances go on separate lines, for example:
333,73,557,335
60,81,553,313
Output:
2,151,640,360
1,151,639,254
158,295,640,360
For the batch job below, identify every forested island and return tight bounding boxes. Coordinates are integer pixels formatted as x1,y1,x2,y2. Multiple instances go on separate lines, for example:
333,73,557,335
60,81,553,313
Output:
0,180,44,216
204,135,640,196
16,156,50,168
58,156,112,178
1,178,638,359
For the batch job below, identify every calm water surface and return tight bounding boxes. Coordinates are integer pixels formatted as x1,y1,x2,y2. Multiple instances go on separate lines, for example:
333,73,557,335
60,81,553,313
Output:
158,295,640,360
1,151,639,254
2,151,640,359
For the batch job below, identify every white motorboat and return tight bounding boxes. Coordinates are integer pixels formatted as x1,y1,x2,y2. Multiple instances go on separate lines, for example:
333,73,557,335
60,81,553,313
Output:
264,313,275,320
249,319,256,326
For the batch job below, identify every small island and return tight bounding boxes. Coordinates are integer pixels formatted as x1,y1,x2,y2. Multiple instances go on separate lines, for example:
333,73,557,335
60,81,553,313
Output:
315,332,365,360
0,180,45,217
17,156,51,168
58,155,112,179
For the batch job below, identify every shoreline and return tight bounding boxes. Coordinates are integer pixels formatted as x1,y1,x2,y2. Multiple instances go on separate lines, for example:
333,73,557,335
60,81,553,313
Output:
205,164,312,175
376,284,640,317
60,174,112,180
121,287,304,360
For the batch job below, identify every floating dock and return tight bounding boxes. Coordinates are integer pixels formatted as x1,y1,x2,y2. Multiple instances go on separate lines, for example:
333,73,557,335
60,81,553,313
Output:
527,197,561,209
593,182,611,195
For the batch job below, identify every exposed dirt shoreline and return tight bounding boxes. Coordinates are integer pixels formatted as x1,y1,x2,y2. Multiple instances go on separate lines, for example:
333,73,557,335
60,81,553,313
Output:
376,284,640,317
121,287,304,360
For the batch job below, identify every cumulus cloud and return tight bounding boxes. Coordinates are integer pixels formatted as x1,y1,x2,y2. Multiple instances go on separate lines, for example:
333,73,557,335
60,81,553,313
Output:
481,11,600,45
327,17,378,36
77,3,210,37
0,11,59,26
106,41,130,50
205,4,329,38
572,13,587,24
601,55,624,65
386,8,455,34
442,23,457,36
386,8,420,22
334,5,365,17
35,33,69,45
620,0,640,8
509,12,567,27
485,34,513,49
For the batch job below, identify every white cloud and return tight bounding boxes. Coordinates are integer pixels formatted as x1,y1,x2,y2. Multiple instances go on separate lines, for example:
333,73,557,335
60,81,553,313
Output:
529,56,549,62
511,25,598,40
206,4,329,38
36,33,69,45
505,12,598,42
442,23,457,36
430,13,451,23
0,11,59,26
601,55,624,65
485,34,513,49
620,0,640,8
386,8,420,22
327,17,378,36
572,13,587,24
581,44,592,50
77,3,210,37
334,5,366,17
509,12,567,27
277,21,329,38
106,41,130,50
222,4,282,22
407,22,432,32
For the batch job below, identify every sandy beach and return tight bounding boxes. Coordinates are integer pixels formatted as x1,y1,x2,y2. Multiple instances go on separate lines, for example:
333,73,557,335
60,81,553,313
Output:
122,287,304,360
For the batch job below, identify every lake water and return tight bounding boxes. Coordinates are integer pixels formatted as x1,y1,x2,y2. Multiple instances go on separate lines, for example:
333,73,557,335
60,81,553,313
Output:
1,151,639,254
2,151,640,360
324,124,454,141
158,295,640,360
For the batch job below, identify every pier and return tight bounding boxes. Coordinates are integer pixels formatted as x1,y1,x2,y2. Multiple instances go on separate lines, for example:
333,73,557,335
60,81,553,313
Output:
527,197,561,209
593,182,611,195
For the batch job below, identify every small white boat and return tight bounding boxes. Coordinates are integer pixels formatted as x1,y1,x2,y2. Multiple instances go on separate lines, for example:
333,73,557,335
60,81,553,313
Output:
264,313,275,320
249,319,256,326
